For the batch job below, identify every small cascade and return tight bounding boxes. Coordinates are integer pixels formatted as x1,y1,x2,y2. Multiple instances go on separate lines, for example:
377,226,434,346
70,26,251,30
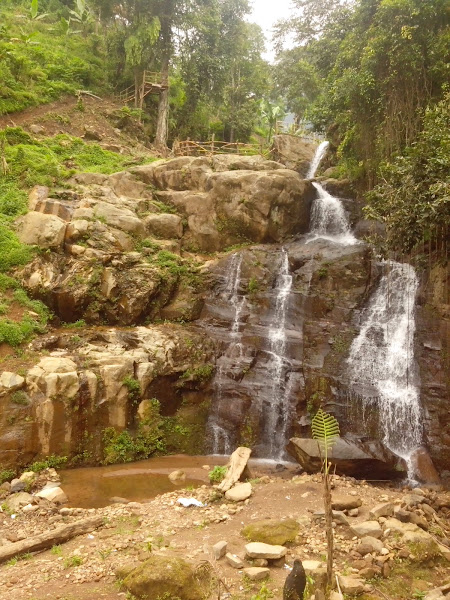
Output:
306,140,329,178
347,261,423,477
260,248,294,459
208,253,247,454
309,182,358,245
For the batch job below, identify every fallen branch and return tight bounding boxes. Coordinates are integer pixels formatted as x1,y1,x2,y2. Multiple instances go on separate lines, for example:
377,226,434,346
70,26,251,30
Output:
0,516,103,564
76,90,102,100
372,585,393,600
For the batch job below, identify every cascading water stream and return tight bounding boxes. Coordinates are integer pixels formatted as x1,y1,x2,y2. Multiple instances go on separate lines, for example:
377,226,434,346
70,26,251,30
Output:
306,140,329,179
347,261,423,477
209,253,246,454
261,248,294,460
306,142,358,245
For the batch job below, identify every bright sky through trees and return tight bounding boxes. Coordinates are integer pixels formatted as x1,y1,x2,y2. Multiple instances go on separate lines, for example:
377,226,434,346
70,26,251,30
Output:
249,0,293,60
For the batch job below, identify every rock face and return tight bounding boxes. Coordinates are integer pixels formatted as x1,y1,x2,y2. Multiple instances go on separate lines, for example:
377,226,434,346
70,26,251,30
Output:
271,134,318,176
415,261,450,478
131,155,314,252
287,437,407,479
0,326,216,467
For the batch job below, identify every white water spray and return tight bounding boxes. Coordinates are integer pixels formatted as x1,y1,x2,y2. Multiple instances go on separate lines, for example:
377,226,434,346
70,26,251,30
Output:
262,248,294,459
306,140,329,179
347,261,422,476
209,253,246,454
309,182,358,245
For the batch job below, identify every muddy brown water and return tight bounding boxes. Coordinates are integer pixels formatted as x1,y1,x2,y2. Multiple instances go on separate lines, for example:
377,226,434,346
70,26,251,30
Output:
59,454,229,508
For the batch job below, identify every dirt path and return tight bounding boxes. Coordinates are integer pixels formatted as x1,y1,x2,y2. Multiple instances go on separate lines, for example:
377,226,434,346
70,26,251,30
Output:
1,466,449,600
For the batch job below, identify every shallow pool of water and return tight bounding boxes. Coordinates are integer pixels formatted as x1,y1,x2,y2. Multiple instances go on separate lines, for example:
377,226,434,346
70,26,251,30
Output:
59,454,227,508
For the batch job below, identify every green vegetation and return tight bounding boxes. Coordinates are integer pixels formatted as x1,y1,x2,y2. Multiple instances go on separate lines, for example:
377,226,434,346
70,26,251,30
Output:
247,277,259,294
0,273,50,346
63,555,83,568
0,468,15,484
208,465,227,484
10,390,29,405
122,375,141,404
311,409,340,592
180,364,214,383
275,0,448,255
29,454,68,472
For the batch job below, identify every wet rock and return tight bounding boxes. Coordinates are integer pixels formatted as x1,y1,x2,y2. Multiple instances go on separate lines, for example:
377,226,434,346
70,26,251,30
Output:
242,567,269,581
287,437,406,479
245,542,287,560
122,555,210,600
168,470,186,484
410,448,441,484
241,518,299,545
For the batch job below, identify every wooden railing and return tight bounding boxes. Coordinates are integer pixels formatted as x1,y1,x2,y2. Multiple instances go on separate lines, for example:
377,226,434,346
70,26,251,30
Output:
174,139,269,157
114,71,168,106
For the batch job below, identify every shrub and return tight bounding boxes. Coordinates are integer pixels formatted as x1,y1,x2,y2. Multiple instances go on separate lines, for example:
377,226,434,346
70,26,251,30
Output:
208,465,227,484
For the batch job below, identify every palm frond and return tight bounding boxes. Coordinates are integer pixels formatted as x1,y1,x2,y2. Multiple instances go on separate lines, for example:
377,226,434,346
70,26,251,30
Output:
311,408,340,455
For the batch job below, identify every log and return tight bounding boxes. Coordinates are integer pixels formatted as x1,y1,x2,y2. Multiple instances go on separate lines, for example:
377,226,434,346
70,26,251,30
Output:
218,446,252,492
0,516,103,563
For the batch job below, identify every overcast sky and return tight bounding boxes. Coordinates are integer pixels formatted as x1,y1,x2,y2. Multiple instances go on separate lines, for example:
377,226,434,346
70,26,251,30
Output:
249,0,294,61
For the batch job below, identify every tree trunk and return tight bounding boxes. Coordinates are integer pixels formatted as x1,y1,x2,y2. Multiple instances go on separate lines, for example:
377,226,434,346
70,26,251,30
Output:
0,516,103,564
154,3,173,153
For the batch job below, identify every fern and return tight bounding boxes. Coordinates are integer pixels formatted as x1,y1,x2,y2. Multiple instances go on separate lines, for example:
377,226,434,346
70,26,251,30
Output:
311,408,340,461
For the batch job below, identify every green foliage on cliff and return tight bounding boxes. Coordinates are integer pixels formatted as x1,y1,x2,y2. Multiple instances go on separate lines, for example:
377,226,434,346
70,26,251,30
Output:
0,273,50,346
365,90,450,253
0,0,106,115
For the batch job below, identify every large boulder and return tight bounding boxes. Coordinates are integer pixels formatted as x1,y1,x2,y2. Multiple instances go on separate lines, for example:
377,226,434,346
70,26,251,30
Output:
17,212,67,249
271,134,318,176
122,555,211,600
242,519,299,545
287,437,407,479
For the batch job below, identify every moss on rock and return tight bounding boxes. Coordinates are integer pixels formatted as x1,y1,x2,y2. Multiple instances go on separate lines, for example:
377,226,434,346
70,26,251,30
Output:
241,518,299,545
122,555,210,600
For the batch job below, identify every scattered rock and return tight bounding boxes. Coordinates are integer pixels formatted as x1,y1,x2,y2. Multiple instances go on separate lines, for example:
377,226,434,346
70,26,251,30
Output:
4,492,34,512
225,482,252,502
357,536,383,554
351,521,382,539
226,553,244,569
245,542,287,560
213,541,227,560
332,494,362,511
10,480,26,494
369,502,394,519
337,575,365,595
242,567,270,581
36,486,68,504
29,124,45,135
218,447,252,492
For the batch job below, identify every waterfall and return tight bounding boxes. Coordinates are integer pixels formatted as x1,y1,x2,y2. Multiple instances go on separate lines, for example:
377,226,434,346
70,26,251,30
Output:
306,140,329,178
261,248,294,460
347,261,422,476
305,142,357,245
309,182,358,245
208,253,246,454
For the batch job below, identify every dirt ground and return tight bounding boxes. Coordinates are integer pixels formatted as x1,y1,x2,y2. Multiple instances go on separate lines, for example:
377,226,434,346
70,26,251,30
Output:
0,458,449,600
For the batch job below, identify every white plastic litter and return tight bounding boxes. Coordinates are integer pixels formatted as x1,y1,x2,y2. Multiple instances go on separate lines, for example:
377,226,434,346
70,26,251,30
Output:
177,497,205,507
